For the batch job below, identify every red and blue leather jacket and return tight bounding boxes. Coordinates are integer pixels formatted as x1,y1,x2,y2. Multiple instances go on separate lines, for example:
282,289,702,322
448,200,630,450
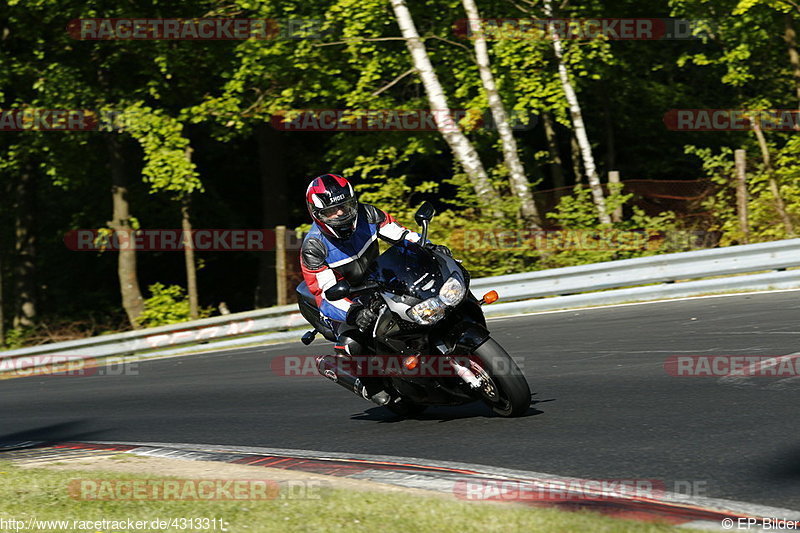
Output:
300,203,420,324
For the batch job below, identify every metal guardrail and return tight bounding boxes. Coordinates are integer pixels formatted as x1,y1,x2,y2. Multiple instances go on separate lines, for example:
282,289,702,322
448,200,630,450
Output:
0,304,307,367
2,238,800,371
470,238,800,301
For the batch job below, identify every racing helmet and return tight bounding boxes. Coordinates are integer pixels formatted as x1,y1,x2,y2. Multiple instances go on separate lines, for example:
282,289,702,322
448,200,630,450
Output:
305,174,358,239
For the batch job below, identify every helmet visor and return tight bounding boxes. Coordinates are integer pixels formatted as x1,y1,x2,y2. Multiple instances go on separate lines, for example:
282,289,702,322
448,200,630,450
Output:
317,197,357,227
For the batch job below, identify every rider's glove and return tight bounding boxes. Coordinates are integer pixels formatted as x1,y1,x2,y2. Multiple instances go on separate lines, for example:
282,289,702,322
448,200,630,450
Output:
425,243,452,257
346,304,378,332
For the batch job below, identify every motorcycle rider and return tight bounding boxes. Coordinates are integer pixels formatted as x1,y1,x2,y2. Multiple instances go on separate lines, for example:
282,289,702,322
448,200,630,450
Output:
300,173,450,405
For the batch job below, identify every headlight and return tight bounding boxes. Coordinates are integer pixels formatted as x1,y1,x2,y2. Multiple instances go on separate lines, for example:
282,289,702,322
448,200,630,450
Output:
439,275,466,306
407,298,447,325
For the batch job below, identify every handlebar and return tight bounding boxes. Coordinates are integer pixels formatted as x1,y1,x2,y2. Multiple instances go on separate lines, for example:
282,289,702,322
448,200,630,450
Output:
347,280,381,295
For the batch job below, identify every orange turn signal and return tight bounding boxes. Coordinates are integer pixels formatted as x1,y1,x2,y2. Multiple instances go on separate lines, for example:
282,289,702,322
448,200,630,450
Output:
482,290,499,304
403,355,419,370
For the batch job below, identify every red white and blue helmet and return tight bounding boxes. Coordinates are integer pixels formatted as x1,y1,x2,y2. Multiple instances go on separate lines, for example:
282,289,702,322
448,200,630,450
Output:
305,174,358,239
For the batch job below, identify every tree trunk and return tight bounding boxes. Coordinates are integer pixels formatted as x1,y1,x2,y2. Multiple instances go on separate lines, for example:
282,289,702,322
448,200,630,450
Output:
107,136,145,327
0,251,5,346
570,133,583,185
13,163,37,328
255,123,289,308
181,147,199,319
389,0,502,216
462,0,541,227
543,0,611,224
784,14,800,107
751,122,795,236
181,195,199,320
542,112,566,191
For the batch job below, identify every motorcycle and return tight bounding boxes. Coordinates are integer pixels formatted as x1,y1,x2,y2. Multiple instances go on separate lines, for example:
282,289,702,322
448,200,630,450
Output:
296,201,531,417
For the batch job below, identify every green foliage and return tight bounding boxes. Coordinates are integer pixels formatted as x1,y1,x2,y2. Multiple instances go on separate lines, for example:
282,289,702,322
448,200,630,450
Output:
348,145,438,225
690,143,800,245
425,168,535,277
688,145,742,245
670,0,800,243
540,186,680,269
350,164,682,278
670,0,788,96
772,136,800,227
549,185,610,229
118,103,202,197
137,283,212,329
3,328,36,350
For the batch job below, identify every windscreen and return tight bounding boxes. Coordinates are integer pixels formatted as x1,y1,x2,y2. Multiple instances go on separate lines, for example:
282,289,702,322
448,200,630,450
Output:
367,244,445,300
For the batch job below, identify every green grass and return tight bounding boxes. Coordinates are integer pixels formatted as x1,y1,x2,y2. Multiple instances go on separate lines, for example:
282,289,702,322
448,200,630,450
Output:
0,460,703,533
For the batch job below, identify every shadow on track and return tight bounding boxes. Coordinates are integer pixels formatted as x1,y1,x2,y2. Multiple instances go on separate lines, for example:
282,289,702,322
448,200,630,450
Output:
0,420,112,450
762,444,800,483
350,394,550,423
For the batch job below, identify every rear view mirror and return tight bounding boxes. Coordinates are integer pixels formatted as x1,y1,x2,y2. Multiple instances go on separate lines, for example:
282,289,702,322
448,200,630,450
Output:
325,280,351,301
414,201,436,226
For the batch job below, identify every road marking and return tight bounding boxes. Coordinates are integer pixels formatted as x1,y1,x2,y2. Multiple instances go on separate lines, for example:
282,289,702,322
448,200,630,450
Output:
718,351,800,388
489,288,800,321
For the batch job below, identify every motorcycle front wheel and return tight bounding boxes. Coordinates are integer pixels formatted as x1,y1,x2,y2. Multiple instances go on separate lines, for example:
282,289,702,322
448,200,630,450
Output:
471,337,531,417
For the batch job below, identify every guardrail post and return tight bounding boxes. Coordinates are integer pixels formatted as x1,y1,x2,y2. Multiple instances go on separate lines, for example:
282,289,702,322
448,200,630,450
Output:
275,226,302,306
734,149,750,244
276,226,287,306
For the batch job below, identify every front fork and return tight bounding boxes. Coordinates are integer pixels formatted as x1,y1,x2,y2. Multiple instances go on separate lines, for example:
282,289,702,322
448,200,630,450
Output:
435,319,491,390
448,357,482,388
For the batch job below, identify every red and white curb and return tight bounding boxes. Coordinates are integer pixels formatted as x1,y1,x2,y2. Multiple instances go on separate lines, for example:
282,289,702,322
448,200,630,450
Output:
2,441,798,531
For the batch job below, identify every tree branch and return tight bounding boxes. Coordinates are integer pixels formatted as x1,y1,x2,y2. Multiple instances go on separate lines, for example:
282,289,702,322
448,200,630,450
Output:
371,67,416,96
426,34,474,55
314,37,408,47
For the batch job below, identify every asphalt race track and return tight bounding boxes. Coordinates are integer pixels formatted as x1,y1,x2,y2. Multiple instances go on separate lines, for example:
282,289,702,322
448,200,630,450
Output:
2,291,799,509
